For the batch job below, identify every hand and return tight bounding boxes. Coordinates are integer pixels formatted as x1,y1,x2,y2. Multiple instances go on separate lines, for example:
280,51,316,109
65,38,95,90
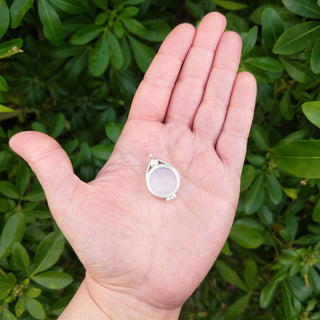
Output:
9,12,256,320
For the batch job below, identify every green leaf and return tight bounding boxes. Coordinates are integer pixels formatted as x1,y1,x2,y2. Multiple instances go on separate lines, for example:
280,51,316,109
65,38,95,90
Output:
312,198,320,222
229,224,264,249
15,162,31,196
107,32,124,69
10,0,33,29
261,8,283,48
70,25,104,45
0,105,14,112
215,260,248,291
311,38,320,74
121,18,146,36
0,0,10,39
49,0,86,14
266,174,283,205
244,57,283,73
274,21,320,55
32,231,65,275
25,297,46,320
15,297,25,318
105,123,123,143
244,175,265,214
0,75,8,92
302,101,320,128
49,113,66,138
2,308,18,320
23,187,46,201
0,38,23,59
241,26,258,57
32,271,73,289
240,164,255,192
244,259,259,291
114,19,124,38
12,242,30,276
212,0,247,10
224,294,251,319
93,0,107,10
271,140,320,178
282,0,320,19
287,276,312,301
0,181,20,199
251,124,270,151
280,90,294,121
128,36,155,73
280,58,314,82
308,267,320,294
38,0,63,46
25,288,41,298
91,145,113,161
0,213,26,260
140,21,172,42
89,33,110,77
119,6,139,18
259,277,280,308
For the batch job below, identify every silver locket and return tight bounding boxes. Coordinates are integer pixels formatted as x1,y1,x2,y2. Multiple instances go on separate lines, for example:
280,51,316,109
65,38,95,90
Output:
146,153,180,201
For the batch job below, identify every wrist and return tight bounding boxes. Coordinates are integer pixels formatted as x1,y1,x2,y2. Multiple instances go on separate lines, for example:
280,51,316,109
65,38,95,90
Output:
59,274,181,320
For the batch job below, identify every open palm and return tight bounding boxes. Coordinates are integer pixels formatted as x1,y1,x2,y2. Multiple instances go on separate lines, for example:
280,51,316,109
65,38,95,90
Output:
10,12,256,316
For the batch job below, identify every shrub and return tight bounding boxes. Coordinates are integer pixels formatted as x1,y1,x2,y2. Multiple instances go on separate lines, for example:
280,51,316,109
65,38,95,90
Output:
1,0,320,319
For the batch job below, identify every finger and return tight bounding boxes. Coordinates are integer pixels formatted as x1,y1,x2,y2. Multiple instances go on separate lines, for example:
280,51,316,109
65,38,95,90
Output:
128,23,195,122
216,72,257,174
165,12,227,127
193,31,242,141
9,131,83,227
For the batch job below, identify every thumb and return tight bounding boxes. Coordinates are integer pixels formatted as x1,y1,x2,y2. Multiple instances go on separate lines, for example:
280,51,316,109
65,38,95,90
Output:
9,131,83,226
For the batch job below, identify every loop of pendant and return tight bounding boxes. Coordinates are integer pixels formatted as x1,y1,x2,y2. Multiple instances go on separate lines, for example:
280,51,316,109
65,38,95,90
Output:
146,154,180,201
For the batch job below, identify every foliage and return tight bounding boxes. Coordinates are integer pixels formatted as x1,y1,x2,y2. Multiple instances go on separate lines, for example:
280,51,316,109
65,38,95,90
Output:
1,0,320,319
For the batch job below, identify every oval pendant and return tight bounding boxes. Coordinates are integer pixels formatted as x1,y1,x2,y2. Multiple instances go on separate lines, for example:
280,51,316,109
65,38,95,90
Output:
146,153,180,201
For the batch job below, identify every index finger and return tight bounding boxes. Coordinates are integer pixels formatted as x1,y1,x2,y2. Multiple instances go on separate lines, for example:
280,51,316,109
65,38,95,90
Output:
128,23,195,122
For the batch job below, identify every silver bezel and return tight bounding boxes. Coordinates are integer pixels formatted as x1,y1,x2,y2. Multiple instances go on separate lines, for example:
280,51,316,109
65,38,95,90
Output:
146,161,180,201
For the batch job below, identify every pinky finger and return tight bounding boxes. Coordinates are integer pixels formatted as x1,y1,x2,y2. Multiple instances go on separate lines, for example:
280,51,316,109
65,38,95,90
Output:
216,72,257,174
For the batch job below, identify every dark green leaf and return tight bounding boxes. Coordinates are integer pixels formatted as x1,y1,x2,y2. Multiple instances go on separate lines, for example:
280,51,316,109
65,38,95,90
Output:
287,276,313,301
0,0,10,39
280,90,294,121
259,277,281,308
15,162,31,196
266,174,283,205
308,267,320,293
49,0,86,14
0,75,8,92
128,36,155,72
311,37,320,74
25,297,46,320
274,21,320,55
271,140,320,178
313,198,320,222
261,8,283,48
302,101,320,128
281,58,314,82
245,57,283,73
213,0,247,10
70,25,104,45
119,6,139,18
1,308,17,320
121,18,146,36
0,181,19,199
105,123,123,143
13,242,30,276
114,19,124,38
91,145,113,161
224,294,251,319
23,187,46,201
95,11,108,25
0,213,26,260
245,174,265,214
49,113,66,138
215,260,248,291
32,231,65,275
229,224,264,249
241,26,258,57
140,21,172,42
32,271,73,289
282,0,320,19
240,164,255,192
10,0,33,29
251,124,270,151
107,32,124,69
244,259,259,291
89,33,110,77
93,0,107,10
38,0,63,46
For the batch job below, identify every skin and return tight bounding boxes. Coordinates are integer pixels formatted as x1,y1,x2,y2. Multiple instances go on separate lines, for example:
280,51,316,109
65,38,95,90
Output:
9,12,257,320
